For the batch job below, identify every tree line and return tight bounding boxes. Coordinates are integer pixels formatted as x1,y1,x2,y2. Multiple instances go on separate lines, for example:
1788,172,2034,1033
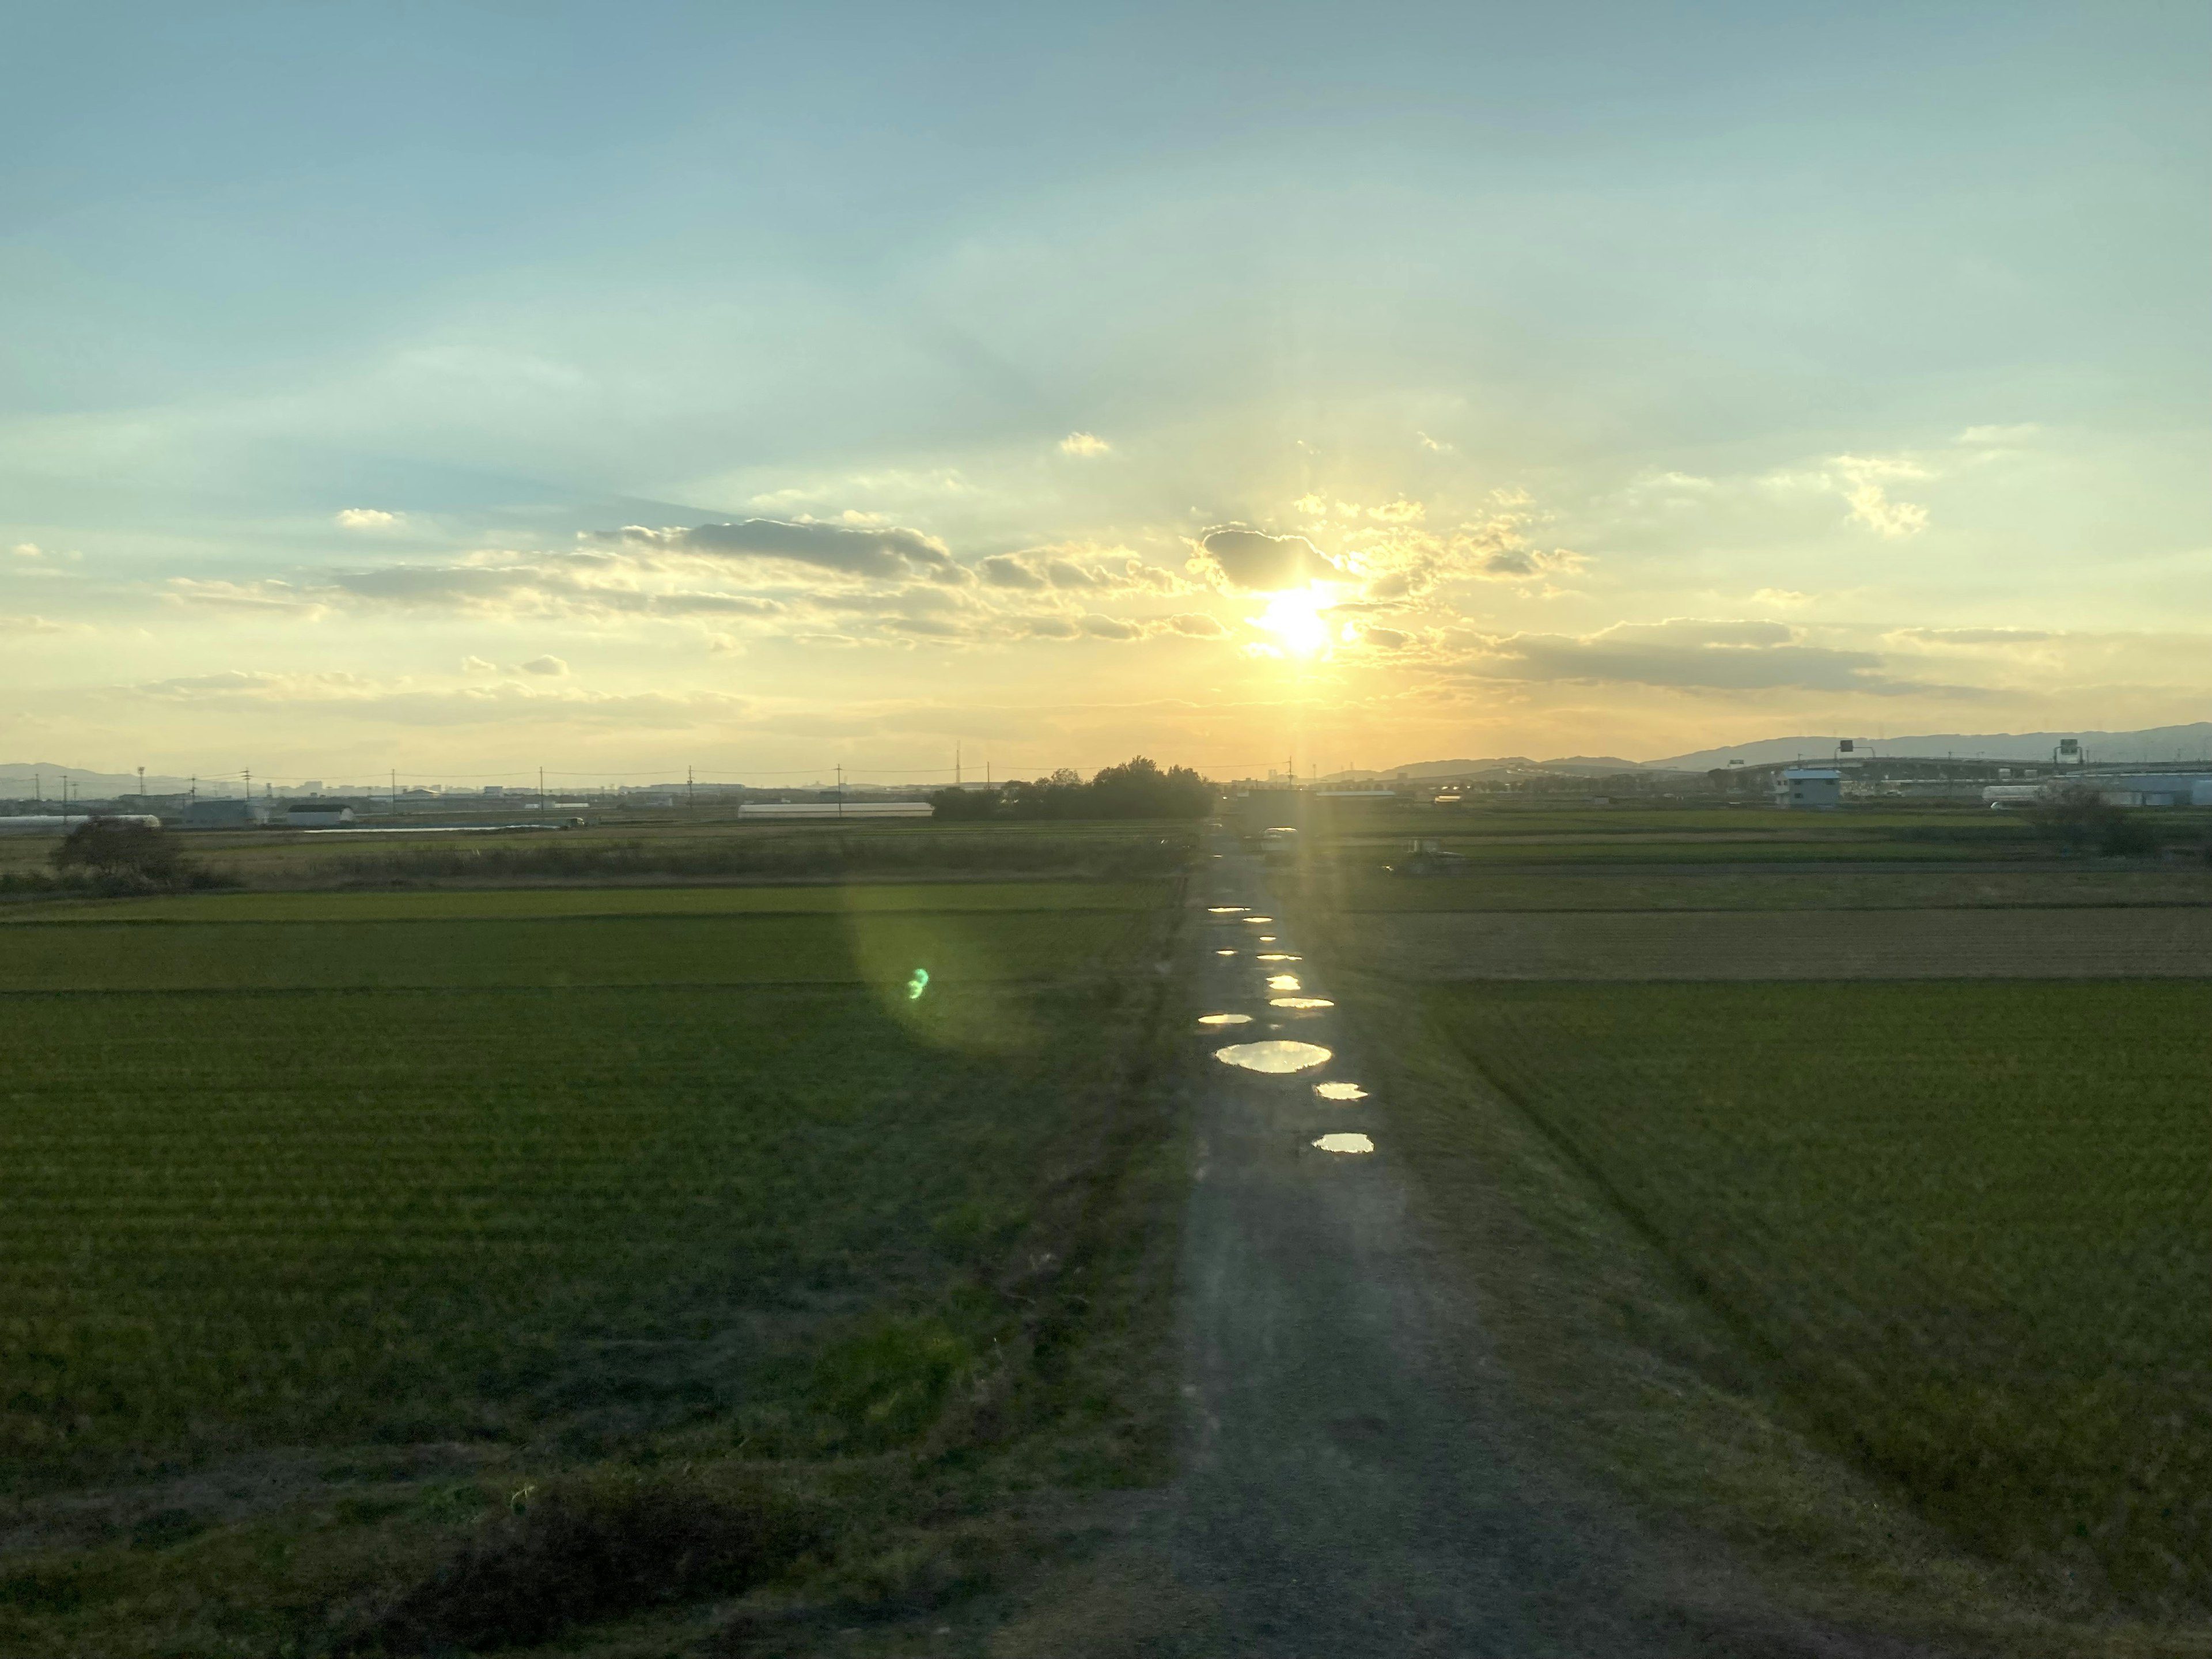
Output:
929,756,1213,821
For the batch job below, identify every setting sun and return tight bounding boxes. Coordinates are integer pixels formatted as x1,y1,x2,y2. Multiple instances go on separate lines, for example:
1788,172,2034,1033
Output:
1254,585,1337,656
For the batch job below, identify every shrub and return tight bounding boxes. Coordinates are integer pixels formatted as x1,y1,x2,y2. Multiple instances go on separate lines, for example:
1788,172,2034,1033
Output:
48,819,229,893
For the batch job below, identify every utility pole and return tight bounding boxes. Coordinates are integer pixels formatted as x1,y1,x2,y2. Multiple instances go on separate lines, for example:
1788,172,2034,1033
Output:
835,762,844,819
244,768,251,816
955,743,962,787
539,767,546,812
137,765,145,804
687,765,694,812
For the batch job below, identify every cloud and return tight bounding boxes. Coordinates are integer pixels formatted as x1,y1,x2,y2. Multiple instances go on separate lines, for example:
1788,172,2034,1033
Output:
591,518,960,582
1843,483,1929,539
1358,626,1414,649
1891,627,2053,646
1058,431,1111,457
165,578,332,616
1831,454,1930,538
10,543,41,559
461,655,497,672
1751,588,1812,608
336,508,399,528
1192,528,1343,592
1415,431,1452,453
520,654,569,676
1460,618,1954,695
1080,613,1141,640
1163,612,1228,638
1958,423,2041,445
1,613,64,634
126,669,748,728
979,553,1047,589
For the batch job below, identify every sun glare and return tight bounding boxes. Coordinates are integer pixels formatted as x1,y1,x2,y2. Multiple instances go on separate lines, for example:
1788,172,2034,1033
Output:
1255,584,1335,656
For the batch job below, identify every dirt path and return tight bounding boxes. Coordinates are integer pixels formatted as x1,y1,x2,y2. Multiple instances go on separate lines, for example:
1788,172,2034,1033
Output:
1149,839,1930,1657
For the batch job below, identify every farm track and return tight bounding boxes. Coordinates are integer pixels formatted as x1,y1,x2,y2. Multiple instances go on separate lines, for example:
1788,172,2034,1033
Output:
1143,838,1933,1657
1347,904,2212,980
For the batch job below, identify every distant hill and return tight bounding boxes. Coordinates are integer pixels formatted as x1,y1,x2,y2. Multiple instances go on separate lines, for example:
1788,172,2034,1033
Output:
1322,756,1645,783
1340,724,2212,782
0,762,202,798
1647,723,2212,771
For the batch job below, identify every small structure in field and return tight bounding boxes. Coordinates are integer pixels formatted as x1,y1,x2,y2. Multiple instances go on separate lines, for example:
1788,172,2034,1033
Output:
1774,768,1843,810
286,804,357,827
1388,838,1468,877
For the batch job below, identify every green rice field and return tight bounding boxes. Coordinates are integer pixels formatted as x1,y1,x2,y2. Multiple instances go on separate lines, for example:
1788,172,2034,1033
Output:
0,879,1184,1653
1431,979,2212,1608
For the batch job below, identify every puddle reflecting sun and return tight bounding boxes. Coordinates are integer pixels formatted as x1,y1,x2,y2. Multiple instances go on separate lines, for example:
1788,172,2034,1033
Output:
1313,1132,1375,1155
1314,1082,1369,1101
1270,997,1334,1009
1197,1013,1253,1026
1213,1040,1333,1074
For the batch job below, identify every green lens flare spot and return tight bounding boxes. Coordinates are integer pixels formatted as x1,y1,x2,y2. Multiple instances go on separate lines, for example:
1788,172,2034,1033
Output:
906,968,930,1001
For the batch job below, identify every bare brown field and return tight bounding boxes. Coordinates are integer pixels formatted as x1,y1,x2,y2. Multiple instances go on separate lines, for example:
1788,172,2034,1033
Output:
1342,904,2212,980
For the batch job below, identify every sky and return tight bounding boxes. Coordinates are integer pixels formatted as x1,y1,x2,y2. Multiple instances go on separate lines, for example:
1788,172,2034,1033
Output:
3,1,2207,787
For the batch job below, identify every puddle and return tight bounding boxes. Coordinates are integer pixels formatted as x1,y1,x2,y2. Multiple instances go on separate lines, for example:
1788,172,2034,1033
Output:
1266,974,1302,991
1206,906,1248,914
1215,949,1238,956
1213,1040,1332,1074
1313,1132,1374,1155
1257,935,1278,942
1197,1013,1253,1027
1241,916,1273,924
1270,996,1334,1009
1256,952,1301,962
1315,1082,1368,1101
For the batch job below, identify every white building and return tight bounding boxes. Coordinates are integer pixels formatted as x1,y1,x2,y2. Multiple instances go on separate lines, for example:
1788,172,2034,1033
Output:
1774,767,1843,810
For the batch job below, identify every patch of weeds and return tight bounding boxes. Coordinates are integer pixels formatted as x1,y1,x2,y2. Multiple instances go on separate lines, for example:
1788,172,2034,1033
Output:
807,1317,975,1453
932,1200,1030,1264
332,1496,411,1527
417,1482,495,1525
0,1561,94,1613
128,1508,208,1551
348,1471,826,1653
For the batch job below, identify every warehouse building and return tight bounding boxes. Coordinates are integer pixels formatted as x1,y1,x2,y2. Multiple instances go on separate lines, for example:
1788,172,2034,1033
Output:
1773,767,1843,810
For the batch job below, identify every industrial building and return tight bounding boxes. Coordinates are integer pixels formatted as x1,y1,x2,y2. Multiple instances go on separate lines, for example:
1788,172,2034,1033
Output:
1773,768,1843,810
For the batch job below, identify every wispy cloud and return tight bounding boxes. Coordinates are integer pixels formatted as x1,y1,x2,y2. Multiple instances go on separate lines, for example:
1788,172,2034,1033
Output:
1058,431,1111,457
335,508,400,528
1452,618,1966,696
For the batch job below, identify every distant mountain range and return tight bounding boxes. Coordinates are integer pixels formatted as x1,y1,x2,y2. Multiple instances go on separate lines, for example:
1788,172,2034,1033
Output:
1320,757,1642,782
0,763,205,798
1342,722,2212,779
